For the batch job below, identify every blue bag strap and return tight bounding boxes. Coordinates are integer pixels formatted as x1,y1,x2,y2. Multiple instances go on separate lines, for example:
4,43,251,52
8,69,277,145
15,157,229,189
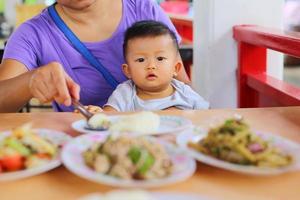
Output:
48,4,119,89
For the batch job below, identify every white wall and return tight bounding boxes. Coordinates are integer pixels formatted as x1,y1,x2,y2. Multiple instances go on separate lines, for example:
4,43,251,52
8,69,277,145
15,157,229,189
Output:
4,0,22,26
4,0,47,26
193,0,285,108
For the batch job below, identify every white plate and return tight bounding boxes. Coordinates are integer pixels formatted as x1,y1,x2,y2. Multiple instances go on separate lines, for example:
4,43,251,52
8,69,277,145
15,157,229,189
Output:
176,128,300,176
71,115,193,135
62,133,196,188
0,128,72,181
152,192,211,200
78,191,211,200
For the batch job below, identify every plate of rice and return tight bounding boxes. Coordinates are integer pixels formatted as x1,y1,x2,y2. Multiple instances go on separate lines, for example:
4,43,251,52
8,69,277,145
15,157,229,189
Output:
71,111,193,135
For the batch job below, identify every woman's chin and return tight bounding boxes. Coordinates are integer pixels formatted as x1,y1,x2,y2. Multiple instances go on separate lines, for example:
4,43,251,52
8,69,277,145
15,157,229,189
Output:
60,0,96,10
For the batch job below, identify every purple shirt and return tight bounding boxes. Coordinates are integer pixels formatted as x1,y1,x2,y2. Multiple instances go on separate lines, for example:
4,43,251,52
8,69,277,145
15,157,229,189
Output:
3,0,181,112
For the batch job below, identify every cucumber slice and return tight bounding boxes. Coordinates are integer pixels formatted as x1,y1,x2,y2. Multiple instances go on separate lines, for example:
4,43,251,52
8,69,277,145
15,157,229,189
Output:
5,137,31,156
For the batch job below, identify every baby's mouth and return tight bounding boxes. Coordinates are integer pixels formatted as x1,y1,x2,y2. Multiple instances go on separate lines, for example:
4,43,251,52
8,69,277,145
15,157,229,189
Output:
146,73,157,80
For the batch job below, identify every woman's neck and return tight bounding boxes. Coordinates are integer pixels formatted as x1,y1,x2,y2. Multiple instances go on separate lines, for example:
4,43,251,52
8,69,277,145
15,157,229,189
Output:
55,0,122,42
56,1,108,26
136,84,175,100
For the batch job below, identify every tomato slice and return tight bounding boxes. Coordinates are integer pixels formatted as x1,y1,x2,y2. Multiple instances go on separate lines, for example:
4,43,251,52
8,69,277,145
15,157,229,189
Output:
1,154,24,172
35,153,52,159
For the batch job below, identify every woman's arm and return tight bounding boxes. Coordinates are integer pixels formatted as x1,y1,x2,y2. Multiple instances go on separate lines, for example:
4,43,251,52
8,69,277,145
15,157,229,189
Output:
0,59,33,112
0,59,80,112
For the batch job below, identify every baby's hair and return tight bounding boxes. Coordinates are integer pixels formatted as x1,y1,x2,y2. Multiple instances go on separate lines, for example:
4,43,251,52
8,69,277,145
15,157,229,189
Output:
123,20,179,60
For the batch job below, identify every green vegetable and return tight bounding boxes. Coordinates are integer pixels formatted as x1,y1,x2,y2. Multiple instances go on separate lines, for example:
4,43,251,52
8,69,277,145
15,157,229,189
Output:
128,147,155,175
128,147,141,164
224,119,234,126
137,153,155,175
211,147,220,157
5,138,31,156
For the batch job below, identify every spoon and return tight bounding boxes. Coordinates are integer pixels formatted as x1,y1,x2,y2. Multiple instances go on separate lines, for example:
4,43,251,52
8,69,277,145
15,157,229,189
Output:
72,99,93,120
72,99,107,131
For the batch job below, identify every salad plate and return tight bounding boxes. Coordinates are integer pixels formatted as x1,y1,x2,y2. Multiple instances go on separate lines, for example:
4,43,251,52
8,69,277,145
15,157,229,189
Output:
0,128,72,181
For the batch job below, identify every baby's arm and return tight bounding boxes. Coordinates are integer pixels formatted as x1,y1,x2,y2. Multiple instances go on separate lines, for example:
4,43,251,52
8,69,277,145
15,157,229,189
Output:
74,105,103,114
103,105,118,112
163,106,181,111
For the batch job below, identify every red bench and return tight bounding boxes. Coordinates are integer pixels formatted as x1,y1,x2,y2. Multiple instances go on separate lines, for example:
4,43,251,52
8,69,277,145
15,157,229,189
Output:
233,25,300,107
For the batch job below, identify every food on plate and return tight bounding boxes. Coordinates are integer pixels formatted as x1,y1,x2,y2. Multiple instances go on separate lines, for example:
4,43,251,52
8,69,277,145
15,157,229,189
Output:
0,123,58,172
188,118,293,168
109,111,160,134
82,136,172,180
87,111,160,134
88,113,111,130
78,190,155,200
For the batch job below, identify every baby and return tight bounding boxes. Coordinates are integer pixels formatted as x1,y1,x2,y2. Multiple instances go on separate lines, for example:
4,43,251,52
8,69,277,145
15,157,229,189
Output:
90,20,209,112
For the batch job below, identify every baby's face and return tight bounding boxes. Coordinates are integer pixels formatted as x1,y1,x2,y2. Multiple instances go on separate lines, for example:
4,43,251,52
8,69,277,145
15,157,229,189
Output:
123,35,180,92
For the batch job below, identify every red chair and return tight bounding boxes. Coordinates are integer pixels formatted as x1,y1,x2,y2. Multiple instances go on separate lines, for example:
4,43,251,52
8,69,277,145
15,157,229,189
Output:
234,25,300,107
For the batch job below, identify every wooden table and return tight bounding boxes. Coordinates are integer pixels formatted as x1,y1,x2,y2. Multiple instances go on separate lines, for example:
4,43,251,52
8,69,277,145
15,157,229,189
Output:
0,107,300,200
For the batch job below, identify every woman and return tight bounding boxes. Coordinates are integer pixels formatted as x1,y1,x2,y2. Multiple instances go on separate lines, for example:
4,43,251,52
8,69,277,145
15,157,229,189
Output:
0,0,190,112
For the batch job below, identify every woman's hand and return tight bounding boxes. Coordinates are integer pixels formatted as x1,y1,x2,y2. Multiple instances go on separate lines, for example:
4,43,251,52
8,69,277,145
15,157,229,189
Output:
74,105,103,114
29,62,80,106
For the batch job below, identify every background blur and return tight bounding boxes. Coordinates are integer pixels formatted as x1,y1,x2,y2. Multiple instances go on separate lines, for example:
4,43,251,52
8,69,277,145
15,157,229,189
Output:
0,0,299,111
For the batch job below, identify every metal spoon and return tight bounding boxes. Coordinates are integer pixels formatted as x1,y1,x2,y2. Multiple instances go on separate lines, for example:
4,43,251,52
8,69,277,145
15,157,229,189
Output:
72,99,93,120
72,99,107,131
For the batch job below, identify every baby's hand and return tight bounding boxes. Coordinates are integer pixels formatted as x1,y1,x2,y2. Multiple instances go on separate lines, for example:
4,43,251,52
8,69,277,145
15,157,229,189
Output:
74,105,103,114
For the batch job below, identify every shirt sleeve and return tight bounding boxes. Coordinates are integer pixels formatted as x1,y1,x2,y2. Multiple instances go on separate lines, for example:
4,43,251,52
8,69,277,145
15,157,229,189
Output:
104,81,134,112
187,87,210,110
176,80,210,110
3,22,41,70
135,0,182,43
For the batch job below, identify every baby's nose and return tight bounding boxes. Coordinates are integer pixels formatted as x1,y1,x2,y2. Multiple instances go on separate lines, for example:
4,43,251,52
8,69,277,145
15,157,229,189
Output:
147,61,156,70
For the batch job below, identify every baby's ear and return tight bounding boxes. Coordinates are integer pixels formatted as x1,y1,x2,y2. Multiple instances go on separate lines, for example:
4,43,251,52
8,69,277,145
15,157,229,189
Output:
174,61,182,77
122,64,131,78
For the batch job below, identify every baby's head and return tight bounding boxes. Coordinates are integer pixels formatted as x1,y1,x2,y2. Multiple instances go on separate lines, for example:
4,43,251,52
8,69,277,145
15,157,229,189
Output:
122,20,182,92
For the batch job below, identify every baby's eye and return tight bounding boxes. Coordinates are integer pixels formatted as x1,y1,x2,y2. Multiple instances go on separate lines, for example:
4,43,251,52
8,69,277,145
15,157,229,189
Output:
135,58,145,62
157,57,166,61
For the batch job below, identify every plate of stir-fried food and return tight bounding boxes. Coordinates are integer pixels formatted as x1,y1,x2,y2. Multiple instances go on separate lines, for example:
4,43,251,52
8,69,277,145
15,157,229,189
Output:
62,133,196,187
0,123,71,181
177,118,300,175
